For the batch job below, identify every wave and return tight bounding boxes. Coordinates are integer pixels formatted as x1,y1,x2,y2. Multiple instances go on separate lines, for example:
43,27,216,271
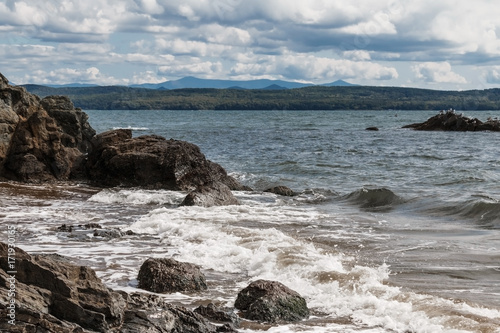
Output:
128,203,500,332
343,187,406,211
112,126,150,131
456,198,500,229
421,196,500,229
88,188,186,206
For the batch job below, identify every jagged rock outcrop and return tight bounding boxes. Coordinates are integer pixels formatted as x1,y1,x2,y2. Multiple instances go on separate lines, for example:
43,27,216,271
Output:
0,242,219,332
234,279,309,323
84,129,245,192
0,73,247,203
137,258,208,293
403,110,500,131
0,74,95,182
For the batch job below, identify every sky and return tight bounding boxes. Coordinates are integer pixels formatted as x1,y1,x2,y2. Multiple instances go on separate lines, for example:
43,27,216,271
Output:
1,0,500,90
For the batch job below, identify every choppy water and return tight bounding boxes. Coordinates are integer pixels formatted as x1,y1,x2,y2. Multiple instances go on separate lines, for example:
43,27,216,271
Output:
2,110,500,332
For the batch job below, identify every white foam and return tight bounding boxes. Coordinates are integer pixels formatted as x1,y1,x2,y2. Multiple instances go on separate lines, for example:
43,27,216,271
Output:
89,189,186,206
112,126,149,131
129,202,500,332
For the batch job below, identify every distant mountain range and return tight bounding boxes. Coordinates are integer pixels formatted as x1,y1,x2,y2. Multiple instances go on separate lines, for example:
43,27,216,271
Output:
42,76,358,90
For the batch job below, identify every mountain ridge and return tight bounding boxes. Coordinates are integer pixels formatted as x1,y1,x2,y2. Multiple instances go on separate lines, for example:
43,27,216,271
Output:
30,76,357,90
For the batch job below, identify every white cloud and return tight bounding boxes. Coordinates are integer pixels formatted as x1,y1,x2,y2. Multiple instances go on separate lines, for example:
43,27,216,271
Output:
134,0,164,15
1,0,500,88
131,70,166,84
18,67,126,85
154,38,229,57
412,62,467,84
230,53,398,81
158,60,224,77
484,66,500,84
343,50,371,61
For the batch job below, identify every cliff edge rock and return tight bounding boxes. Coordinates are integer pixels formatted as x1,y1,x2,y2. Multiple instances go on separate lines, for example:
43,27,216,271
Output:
0,73,95,182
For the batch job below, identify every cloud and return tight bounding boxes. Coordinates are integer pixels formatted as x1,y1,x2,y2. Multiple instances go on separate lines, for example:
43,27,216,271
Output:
484,66,500,84
412,62,467,84
230,53,398,81
158,60,224,77
131,70,166,84
1,0,500,88
18,67,126,85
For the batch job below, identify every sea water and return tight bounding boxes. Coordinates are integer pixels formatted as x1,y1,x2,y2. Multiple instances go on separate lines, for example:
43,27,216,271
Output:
1,110,499,332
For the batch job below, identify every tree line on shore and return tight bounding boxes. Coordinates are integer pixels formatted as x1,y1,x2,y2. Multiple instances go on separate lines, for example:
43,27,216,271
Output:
22,84,500,111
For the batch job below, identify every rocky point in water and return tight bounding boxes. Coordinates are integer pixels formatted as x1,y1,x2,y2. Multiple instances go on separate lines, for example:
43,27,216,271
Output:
403,109,500,131
0,72,245,206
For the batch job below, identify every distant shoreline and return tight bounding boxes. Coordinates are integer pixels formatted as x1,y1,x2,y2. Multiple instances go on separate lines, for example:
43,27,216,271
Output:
22,84,500,111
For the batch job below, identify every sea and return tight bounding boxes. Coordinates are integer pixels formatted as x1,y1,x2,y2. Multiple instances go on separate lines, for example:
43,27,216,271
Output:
1,109,500,332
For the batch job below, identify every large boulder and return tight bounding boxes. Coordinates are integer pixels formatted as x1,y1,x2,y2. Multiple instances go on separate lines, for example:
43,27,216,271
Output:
403,109,500,131
85,129,244,191
137,258,208,293
0,242,219,333
234,279,309,323
0,74,95,181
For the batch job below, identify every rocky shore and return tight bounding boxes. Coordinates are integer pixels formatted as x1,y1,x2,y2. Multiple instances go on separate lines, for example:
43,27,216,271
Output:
403,109,500,131
0,242,309,332
0,72,309,331
0,72,249,207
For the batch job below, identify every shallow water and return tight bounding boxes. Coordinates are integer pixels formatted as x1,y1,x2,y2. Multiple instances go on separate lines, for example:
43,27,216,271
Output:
2,109,500,332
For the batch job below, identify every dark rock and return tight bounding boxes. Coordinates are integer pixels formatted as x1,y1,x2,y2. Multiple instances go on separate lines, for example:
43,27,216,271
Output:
137,257,208,293
235,279,309,323
57,224,74,232
93,229,123,239
366,126,379,131
181,182,239,207
122,293,218,333
41,96,95,152
0,242,127,332
403,109,500,131
81,223,103,229
195,303,240,327
264,185,296,197
216,324,239,332
55,223,128,240
85,130,244,191
0,77,95,182
1,73,244,193
0,242,219,333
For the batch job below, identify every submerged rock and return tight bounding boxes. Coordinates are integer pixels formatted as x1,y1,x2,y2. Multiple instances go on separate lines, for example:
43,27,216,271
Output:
55,223,132,241
181,182,239,207
403,109,500,131
0,242,218,333
264,185,296,196
137,257,208,293
235,279,309,323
